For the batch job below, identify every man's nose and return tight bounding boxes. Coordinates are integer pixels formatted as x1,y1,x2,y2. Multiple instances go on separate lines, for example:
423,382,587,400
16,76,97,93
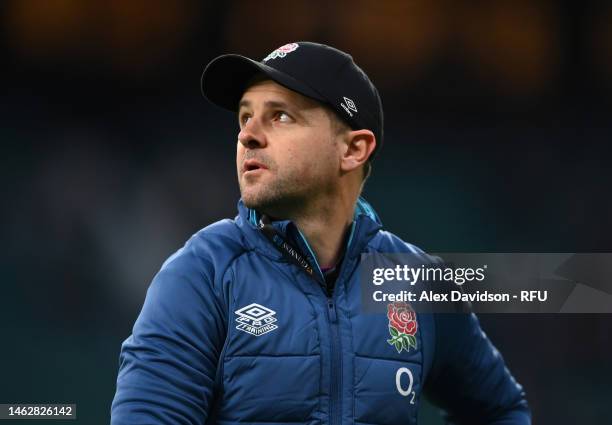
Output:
238,118,267,149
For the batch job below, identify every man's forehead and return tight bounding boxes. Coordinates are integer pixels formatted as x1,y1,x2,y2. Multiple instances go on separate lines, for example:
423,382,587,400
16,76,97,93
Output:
239,78,320,110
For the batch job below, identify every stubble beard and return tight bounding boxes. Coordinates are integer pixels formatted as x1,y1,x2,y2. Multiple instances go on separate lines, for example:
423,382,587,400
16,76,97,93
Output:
239,137,339,217
240,170,309,216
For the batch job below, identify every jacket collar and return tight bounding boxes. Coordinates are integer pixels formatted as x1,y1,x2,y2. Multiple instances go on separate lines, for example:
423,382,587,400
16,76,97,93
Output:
235,197,383,264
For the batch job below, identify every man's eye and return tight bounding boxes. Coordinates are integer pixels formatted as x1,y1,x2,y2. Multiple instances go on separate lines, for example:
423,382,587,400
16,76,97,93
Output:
240,115,251,126
277,112,291,122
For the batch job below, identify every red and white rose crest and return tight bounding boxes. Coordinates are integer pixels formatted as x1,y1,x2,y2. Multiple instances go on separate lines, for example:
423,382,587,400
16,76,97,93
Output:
387,302,418,353
263,43,299,62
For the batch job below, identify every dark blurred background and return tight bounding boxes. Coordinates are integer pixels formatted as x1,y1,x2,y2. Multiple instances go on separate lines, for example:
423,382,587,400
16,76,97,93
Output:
1,0,611,423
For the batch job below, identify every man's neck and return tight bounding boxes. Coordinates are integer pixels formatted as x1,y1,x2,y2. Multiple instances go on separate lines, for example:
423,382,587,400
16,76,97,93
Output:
290,193,356,269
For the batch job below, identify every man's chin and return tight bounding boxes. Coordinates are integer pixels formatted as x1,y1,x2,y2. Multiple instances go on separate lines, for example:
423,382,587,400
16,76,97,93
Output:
241,189,293,216
241,196,261,210
240,189,273,211
240,180,309,216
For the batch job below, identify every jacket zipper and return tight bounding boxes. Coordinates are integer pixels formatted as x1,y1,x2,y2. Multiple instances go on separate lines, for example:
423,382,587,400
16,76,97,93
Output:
326,296,342,425
325,221,359,425
295,231,343,425
286,225,357,425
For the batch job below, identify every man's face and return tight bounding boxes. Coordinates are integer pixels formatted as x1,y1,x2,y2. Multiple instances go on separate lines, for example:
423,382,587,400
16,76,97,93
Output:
236,79,341,214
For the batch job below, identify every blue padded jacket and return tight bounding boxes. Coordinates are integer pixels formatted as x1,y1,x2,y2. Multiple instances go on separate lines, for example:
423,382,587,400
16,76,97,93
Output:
111,198,530,425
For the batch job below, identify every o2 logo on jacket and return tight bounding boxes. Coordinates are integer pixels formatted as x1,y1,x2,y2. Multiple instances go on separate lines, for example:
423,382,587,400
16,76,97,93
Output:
386,302,418,353
235,303,278,336
396,367,416,404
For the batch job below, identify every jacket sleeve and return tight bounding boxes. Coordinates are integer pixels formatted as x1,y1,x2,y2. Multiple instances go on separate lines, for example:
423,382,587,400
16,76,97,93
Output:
424,311,531,425
110,245,228,425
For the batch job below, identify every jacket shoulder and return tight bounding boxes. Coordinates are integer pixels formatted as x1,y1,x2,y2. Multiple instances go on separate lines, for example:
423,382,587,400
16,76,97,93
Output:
161,218,248,282
369,229,430,257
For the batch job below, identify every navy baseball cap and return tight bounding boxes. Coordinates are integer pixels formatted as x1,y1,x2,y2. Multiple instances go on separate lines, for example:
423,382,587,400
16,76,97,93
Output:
201,41,384,158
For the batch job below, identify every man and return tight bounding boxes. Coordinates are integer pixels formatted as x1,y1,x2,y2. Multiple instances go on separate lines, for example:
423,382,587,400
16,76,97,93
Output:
111,42,530,424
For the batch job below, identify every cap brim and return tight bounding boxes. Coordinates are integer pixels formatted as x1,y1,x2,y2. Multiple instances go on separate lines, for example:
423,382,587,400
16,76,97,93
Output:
201,54,326,112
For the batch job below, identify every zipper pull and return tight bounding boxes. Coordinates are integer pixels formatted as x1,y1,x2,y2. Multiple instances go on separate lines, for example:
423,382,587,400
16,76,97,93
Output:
328,300,338,323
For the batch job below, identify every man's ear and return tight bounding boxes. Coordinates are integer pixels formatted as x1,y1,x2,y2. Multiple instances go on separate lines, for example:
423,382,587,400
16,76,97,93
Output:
340,130,376,173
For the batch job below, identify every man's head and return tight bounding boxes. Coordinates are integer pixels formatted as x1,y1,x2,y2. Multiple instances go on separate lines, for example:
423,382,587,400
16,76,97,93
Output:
201,42,383,214
235,77,375,212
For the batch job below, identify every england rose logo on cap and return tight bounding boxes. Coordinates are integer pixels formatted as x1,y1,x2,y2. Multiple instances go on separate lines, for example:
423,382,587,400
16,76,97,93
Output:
263,43,299,62
387,302,418,353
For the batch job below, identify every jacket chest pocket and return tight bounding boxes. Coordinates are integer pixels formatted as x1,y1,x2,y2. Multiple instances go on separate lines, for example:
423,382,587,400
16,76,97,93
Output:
227,257,321,357
354,356,421,425
216,261,322,423
351,312,423,425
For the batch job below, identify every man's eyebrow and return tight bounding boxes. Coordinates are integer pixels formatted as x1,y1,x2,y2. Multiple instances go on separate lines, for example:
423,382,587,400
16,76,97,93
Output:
238,99,293,111
264,100,291,109
238,99,250,110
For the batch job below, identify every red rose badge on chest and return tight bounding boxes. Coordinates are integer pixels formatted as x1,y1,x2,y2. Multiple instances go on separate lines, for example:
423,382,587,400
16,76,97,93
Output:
387,302,418,353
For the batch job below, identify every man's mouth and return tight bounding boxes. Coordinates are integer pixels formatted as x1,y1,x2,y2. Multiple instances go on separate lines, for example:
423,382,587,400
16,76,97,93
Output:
242,159,268,174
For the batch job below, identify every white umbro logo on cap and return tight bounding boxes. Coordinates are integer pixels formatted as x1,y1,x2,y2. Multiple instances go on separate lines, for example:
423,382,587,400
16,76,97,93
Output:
263,43,299,62
341,96,358,117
